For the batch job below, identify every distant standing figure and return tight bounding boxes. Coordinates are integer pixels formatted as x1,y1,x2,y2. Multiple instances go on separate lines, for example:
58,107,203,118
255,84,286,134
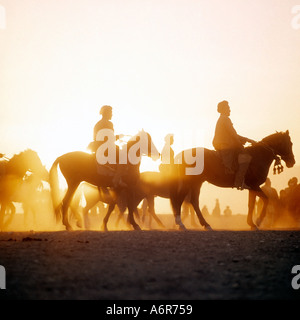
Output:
201,205,210,217
212,199,221,218
223,205,232,217
280,177,298,208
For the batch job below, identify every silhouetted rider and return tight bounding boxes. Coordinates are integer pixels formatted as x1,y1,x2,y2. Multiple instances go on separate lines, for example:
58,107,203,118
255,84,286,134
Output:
159,133,175,176
90,105,125,187
212,100,256,190
93,105,115,142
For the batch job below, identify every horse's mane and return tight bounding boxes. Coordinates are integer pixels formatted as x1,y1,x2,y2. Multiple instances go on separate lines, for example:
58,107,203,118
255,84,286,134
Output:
8,149,39,173
244,131,288,149
10,149,37,163
260,131,287,144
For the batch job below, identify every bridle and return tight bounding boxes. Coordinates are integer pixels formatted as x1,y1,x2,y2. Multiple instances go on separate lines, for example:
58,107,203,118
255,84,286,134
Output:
258,141,284,175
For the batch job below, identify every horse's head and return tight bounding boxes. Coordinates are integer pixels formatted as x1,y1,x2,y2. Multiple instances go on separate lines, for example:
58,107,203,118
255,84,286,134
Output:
127,130,160,164
263,131,295,168
140,130,160,161
19,149,49,181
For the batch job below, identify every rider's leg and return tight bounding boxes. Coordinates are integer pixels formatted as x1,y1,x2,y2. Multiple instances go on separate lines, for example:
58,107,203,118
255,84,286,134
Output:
112,165,127,187
220,150,235,174
234,153,252,190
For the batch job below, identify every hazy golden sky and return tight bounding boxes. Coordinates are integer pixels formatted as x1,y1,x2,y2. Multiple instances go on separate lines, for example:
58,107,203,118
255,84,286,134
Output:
1,0,300,213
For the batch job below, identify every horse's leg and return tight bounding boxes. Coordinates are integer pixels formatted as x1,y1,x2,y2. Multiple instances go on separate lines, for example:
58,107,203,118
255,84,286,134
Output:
7,202,16,228
247,190,258,230
255,190,269,228
115,207,126,228
133,207,140,221
189,185,212,230
3,203,16,230
190,205,198,227
69,195,83,229
82,189,102,230
0,202,13,231
127,193,141,231
61,183,79,231
127,207,141,230
101,203,115,231
147,196,165,229
170,186,188,231
73,208,83,229
82,206,90,230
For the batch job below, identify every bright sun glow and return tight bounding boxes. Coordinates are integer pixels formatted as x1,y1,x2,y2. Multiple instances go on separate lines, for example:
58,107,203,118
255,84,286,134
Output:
1,0,300,216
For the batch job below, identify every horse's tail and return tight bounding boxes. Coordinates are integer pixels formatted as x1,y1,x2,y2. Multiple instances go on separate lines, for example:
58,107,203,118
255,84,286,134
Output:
49,157,62,222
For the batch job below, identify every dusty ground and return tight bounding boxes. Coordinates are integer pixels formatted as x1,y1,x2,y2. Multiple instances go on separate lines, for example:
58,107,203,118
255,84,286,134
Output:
0,223,299,300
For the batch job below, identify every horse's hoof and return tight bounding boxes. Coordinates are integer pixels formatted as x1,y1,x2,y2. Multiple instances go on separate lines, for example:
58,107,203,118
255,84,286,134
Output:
204,225,213,231
256,219,262,227
133,224,141,231
76,221,83,228
250,225,259,231
100,224,108,232
179,224,187,231
65,225,73,231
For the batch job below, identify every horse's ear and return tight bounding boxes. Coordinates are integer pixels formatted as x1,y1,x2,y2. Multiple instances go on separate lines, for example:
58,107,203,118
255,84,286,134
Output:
286,130,289,135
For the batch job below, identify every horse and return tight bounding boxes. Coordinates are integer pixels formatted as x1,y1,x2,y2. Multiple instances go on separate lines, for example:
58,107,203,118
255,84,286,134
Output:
71,170,193,231
49,130,160,231
69,183,131,230
0,150,49,231
74,172,169,231
170,131,295,230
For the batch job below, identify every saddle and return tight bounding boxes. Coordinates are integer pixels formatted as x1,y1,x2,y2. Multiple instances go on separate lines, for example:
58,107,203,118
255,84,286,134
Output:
96,163,116,176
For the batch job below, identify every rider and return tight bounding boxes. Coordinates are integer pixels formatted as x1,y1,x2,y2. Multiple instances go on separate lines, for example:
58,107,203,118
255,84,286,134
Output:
159,133,175,176
212,100,256,190
91,105,126,187
93,105,114,142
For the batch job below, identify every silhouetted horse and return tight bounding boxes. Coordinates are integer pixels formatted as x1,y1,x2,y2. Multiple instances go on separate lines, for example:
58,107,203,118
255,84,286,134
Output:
171,131,295,230
69,184,130,230
72,172,169,231
10,173,46,229
49,130,160,230
74,170,201,231
0,150,49,231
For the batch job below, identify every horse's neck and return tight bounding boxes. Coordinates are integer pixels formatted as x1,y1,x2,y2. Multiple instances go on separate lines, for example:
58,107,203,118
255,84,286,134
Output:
7,155,27,177
248,144,276,182
261,134,285,157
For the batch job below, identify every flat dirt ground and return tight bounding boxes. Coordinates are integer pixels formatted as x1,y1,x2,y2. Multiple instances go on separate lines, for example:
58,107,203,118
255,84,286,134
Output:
0,214,300,300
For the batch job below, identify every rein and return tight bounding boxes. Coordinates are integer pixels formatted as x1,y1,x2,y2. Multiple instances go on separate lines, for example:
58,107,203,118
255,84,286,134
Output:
258,141,284,175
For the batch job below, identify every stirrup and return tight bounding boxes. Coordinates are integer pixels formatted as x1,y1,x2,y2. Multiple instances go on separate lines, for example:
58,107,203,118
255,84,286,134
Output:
234,181,250,190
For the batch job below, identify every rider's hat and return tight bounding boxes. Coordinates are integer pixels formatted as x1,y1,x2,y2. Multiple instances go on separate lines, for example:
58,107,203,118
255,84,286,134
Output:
100,105,112,116
217,100,229,114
